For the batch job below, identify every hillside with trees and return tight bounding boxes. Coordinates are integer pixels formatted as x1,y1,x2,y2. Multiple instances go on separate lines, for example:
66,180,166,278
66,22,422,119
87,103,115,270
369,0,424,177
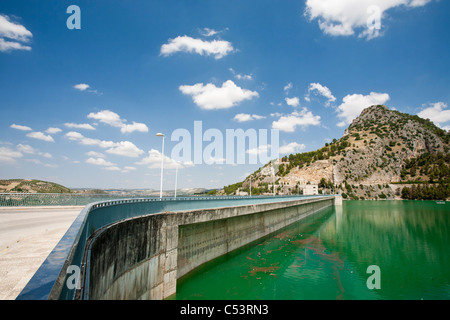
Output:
222,105,449,200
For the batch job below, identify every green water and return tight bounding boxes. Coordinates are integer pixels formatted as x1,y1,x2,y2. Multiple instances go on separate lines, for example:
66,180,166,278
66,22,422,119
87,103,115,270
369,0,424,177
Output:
173,201,450,300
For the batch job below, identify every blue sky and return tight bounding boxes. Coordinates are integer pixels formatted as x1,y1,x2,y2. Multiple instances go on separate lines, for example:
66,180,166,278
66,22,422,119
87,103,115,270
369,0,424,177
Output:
1,0,449,190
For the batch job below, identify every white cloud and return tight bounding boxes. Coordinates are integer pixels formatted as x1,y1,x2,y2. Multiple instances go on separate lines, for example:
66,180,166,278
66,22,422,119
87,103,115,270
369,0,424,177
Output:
105,141,145,158
10,123,32,131
66,132,115,148
120,122,149,134
17,144,34,154
87,110,123,127
46,127,62,134
304,0,432,40
0,146,22,163
65,131,100,145
65,123,96,130
179,80,259,110
270,112,283,118
122,166,137,173
16,143,52,158
85,157,125,172
86,157,116,167
0,14,32,52
73,83,90,91
417,102,450,129
160,35,234,59
200,27,219,37
136,149,194,169
86,151,105,158
234,114,253,122
235,74,252,80
87,110,148,134
233,113,266,122
305,83,336,106
0,38,31,52
279,142,306,155
229,68,252,80
336,92,390,127
65,131,144,157
246,145,271,156
272,108,321,132
284,83,293,93
285,97,300,107
104,166,121,171
26,131,55,142
73,83,102,95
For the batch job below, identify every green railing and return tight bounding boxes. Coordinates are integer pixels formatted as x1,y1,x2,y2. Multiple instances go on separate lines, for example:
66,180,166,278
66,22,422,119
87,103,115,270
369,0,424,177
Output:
0,193,155,207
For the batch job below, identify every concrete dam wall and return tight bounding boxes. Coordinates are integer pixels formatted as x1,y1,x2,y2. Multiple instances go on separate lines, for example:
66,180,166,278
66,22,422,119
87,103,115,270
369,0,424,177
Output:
83,197,335,300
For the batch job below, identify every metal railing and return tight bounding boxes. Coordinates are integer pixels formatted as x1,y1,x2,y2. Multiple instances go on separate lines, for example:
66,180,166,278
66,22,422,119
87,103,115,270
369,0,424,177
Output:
0,193,156,207
0,192,336,207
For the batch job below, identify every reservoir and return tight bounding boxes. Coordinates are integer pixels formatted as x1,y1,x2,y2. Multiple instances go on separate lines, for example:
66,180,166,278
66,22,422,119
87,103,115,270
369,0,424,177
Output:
173,201,450,300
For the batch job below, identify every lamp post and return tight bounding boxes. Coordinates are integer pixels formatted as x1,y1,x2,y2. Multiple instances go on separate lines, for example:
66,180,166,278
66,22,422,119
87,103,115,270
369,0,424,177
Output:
271,162,275,196
156,133,165,200
174,161,179,199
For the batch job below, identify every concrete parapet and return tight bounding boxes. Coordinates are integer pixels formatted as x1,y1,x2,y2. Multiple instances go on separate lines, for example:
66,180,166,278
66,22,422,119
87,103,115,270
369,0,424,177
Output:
83,197,334,300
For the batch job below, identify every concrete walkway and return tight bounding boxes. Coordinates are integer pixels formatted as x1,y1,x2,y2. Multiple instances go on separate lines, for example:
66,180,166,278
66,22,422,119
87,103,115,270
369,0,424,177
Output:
0,206,82,300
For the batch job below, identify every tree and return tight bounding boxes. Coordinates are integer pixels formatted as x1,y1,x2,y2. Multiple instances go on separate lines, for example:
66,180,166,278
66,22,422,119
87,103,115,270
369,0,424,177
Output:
401,187,410,199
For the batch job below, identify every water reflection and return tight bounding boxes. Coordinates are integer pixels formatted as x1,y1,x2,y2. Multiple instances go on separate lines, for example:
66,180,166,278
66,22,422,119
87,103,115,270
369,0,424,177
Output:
175,201,450,300
320,201,450,300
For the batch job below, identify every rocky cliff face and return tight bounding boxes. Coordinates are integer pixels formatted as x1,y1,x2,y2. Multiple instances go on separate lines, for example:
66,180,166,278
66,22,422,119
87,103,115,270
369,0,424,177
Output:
235,105,449,199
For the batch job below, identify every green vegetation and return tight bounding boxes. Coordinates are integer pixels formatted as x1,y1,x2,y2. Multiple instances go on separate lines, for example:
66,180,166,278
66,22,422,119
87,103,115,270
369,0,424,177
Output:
400,153,450,182
278,136,350,176
223,182,243,195
401,184,449,200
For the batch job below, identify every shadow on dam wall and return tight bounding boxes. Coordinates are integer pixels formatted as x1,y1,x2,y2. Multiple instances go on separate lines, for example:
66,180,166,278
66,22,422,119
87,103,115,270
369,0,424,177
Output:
83,197,336,300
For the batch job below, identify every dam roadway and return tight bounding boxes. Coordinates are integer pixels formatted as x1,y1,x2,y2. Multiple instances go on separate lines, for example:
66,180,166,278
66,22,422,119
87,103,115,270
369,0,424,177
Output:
13,195,341,300
0,206,82,300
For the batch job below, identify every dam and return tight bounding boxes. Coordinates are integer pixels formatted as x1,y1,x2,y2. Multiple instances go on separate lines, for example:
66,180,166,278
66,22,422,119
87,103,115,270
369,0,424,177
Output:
16,195,341,300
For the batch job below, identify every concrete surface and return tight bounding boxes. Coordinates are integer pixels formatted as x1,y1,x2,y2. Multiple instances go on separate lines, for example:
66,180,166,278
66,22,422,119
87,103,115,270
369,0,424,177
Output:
0,206,82,300
86,197,334,300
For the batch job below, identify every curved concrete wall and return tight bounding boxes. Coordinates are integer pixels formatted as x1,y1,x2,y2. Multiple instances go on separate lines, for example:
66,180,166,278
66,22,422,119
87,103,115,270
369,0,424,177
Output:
85,197,334,300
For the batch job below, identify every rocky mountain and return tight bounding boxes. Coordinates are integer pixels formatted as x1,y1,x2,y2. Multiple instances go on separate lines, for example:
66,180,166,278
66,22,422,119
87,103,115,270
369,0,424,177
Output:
224,105,450,200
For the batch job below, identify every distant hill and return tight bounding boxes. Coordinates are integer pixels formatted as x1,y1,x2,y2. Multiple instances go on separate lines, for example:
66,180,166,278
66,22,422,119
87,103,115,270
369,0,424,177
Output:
0,179,72,193
223,105,450,200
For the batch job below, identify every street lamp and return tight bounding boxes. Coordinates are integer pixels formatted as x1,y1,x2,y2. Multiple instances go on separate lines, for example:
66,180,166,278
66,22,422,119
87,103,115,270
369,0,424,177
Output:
271,161,275,196
174,161,179,199
156,133,165,200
